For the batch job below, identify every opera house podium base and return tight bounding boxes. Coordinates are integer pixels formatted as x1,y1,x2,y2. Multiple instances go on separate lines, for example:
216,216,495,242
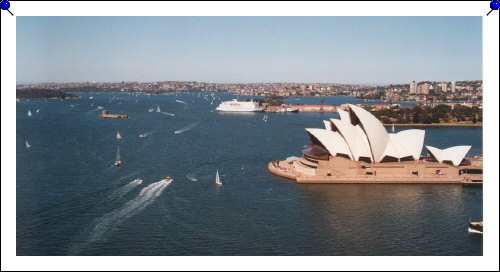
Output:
268,157,483,184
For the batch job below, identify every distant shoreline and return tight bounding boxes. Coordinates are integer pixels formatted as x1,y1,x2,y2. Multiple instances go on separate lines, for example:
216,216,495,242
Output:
383,123,482,127
17,97,81,100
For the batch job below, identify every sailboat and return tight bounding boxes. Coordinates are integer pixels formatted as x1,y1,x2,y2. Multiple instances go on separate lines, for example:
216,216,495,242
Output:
114,145,122,166
27,110,32,117
25,140,31,148
156,105,161,113
391,124,395,132
215,170,222,186
36,109,40,113
116,131,122,140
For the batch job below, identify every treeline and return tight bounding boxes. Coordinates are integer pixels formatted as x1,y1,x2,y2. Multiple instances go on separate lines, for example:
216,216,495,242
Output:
16,88,78,99
368,104,482,124
253,96,285,106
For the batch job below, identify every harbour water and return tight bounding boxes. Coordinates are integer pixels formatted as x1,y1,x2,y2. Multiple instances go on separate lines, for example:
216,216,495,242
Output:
16,93,482,255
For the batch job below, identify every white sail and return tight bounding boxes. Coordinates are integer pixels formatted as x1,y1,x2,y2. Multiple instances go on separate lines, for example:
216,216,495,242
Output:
25,140,31,148
215,170,222,186
36,109,40,113
27,110,32,116
391,124,395,132
156,106,161,112
116,131,122,140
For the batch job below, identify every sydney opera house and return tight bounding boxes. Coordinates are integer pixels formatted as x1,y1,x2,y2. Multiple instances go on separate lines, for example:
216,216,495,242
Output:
268,104,483,183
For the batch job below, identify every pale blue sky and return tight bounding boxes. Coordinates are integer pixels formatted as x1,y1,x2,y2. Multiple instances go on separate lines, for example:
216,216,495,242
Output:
16,16,482,85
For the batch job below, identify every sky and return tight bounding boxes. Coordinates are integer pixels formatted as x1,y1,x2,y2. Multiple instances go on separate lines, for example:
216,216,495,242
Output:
16,16,482,85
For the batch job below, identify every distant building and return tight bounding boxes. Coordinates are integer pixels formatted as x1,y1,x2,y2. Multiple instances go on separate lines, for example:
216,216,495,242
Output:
409,81,418,94
451,81,456,93
420,83,430,95
439,82,447,92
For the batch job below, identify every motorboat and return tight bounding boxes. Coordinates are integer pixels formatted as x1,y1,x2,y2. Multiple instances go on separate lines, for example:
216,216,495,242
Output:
468,221,483,234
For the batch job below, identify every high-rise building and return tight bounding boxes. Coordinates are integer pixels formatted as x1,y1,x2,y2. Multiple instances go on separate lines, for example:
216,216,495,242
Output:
409,81,418,94
439,82,447,92
420,83,430,95
451,81,456,93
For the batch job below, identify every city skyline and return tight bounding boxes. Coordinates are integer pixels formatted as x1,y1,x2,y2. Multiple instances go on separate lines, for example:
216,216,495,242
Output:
17,16,482,85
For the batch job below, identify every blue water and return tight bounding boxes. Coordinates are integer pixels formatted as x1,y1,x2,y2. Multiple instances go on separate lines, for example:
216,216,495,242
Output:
16,93,482,255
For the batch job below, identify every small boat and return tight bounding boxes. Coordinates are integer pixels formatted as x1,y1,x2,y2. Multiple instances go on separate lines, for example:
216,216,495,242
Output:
89,96,94,100
215,170,222,186
139,133,146,138
165,176,173,182
25,140,31,148
114,145,122,166
156,106,161,113
132,178,143,185
27,110,32,117
148,108,154,112
116,131,122,140
391,124,395,132
468,221,483,234
187,174,197,182
36,109,40,113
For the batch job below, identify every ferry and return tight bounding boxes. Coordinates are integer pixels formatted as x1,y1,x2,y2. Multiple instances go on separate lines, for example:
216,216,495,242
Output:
216,99,263,112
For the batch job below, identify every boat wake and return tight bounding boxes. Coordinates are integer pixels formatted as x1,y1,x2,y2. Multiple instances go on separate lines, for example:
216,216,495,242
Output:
70,179,171,253
176,100,187,105
187,173,198,181
106,178,143,201
174,123,198,134
87,106,104,114
139,130,155,138
160,111,176,116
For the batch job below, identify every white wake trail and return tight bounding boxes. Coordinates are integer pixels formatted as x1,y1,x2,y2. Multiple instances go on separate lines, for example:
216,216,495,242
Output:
86,180,171,245
107,179,143,201
160,111,176,116
174,123,198,134
175,100,187,105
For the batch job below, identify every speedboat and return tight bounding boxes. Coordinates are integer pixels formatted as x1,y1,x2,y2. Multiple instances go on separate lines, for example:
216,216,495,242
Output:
468,221,483,234
139,133,146,138
132,178,143,184
165,176,173,182
114,160,122,167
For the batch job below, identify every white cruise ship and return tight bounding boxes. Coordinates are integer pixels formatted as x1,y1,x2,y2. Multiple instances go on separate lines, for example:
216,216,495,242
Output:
216,99,262,112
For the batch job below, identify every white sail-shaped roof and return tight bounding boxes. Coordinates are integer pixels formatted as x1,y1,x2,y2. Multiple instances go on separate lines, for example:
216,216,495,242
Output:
323,120,332,131
348,104,390,163
306,128,353,159
382,129,425,161
425,145,471,166
330,118,372,161
337,108,351,122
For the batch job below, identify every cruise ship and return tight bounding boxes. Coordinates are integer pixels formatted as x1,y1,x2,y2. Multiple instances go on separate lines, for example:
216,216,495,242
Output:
216,99,263,112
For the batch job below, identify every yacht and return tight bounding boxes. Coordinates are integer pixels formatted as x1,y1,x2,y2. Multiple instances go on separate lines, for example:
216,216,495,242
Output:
216,99,262,112
278,107,299,113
